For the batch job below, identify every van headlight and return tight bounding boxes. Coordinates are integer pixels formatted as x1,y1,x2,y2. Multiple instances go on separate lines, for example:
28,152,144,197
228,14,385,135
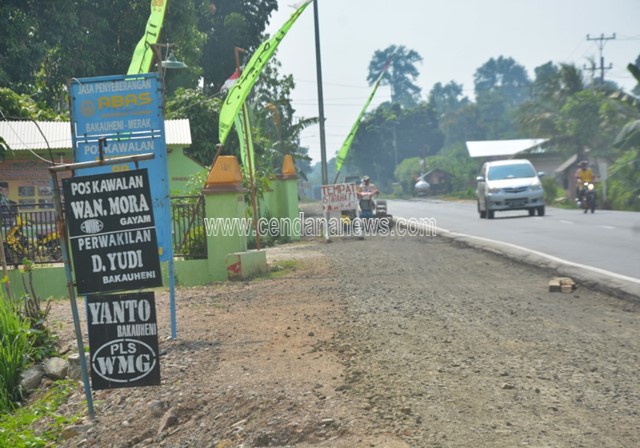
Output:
530,184,542,191
488,187,502,193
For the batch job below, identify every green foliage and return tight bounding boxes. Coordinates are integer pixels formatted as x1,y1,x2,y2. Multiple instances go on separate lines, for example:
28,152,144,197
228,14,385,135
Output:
393,157,422,194
178,225,207,260
424,145,480,192
608,150,640,211
0,88,62,121
428,81,470,120
393,145,480,196
16,260,57,362
0,294,32,413
0,379,80,447
348,102,444,189
0,1,205,111
541,176,564,205
474,56,531,107
167,88,223,166
266,259,300,279
249,58,316,177
367,45,423,107
201,0,278,92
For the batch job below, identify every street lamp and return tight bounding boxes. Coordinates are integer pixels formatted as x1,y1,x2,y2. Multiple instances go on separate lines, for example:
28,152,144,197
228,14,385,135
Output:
150,43,187,111
161,51,188,70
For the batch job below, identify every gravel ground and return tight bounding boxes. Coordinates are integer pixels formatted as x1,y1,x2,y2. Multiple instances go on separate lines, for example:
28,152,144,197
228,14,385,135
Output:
42,207,640,448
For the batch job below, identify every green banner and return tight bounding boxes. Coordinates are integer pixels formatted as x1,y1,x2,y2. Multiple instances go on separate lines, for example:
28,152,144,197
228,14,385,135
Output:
127,0,169,75
218,0,311,145
235,107,256,179
335,70,386,173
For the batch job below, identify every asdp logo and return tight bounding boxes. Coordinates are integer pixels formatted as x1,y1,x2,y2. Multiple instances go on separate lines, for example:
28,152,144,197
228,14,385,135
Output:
81,100,95,117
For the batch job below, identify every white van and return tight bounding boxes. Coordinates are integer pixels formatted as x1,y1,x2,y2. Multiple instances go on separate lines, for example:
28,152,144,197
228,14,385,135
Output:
476,159,545,219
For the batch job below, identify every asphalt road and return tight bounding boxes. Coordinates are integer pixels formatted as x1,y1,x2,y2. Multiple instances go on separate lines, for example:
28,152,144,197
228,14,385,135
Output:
388,198,640,281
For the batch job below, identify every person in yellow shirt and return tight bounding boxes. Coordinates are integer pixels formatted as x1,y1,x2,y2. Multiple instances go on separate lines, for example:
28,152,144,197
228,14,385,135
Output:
575,160,596,199
575,160,595,183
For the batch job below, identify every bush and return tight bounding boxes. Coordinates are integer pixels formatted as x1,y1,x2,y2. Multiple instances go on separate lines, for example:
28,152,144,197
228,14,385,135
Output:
0,379,79,446
0,294,33,413
541,177,561,204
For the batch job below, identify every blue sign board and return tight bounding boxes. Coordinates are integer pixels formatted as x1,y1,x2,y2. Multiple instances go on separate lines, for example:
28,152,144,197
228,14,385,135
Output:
70,73,172,262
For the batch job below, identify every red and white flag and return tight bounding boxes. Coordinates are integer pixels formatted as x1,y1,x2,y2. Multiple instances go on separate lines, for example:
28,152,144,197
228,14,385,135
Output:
222,68,240,92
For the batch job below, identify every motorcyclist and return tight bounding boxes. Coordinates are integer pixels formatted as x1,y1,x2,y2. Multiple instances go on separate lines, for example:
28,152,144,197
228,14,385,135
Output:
575,160,595,199
356,176,379,219
356,175,379,198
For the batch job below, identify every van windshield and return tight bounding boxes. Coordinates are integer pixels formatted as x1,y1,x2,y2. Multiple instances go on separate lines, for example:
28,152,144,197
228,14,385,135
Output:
487,164,535,180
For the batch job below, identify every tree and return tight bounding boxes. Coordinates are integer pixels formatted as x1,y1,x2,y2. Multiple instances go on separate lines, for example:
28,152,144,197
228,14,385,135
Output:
441,103,487,147
200,0,278,93
367,45,422,107
633,56,640,97
166,88,223,167
607,62,640,210
517,62,586,148
347,102,443,188
472,56,531,140
0,1,205,110
427,81,470,119
474,56,531,107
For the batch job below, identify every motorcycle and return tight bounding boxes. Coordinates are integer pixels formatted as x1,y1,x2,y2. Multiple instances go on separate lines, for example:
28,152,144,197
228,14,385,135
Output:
577,182,596,214
2,216,61,265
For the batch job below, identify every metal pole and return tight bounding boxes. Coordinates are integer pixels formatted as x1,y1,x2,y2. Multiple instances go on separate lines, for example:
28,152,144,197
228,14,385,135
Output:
313,0,328,186
234,47,261,250
242,104,261,250
48,169,95,420
169,257,177,339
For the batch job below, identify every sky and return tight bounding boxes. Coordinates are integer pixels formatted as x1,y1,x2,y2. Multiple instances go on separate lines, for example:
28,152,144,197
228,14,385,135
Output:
265,0,640,165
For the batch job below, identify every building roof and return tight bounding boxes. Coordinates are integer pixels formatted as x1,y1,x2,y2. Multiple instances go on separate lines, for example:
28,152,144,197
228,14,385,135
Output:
554,154,578,174
0,119,191,151
465,139,548,158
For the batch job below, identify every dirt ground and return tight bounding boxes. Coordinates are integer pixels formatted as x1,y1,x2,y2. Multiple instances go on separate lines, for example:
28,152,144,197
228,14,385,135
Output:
44,205,640,448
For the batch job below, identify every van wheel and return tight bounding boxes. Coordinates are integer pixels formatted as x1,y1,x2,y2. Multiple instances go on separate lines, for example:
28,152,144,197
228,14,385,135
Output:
487,210,495,219
528,208,535,216
537,206,545,216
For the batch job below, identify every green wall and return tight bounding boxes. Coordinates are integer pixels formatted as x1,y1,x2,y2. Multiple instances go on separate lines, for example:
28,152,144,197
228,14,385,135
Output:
167,147,208,195
5,259,213,299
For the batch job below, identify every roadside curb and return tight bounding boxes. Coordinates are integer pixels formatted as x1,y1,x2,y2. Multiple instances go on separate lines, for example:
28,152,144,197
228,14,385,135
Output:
393,217,640,304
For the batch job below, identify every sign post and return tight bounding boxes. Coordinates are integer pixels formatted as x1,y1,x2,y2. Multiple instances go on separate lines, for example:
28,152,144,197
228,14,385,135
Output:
321,183,359,240
62,169,162,295
49,152,155,419
69,73,177,338
87,292,161,390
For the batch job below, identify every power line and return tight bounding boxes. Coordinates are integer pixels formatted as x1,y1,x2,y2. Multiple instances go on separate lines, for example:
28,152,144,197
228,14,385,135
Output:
585,33,616,85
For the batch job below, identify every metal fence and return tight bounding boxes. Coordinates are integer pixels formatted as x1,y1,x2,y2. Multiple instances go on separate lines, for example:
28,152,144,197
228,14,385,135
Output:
1,195,208,266
1,204,61,265
170,195,207,259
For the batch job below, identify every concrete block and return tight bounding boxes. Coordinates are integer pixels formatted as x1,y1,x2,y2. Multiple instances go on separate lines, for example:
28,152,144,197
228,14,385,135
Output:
225,250,268,280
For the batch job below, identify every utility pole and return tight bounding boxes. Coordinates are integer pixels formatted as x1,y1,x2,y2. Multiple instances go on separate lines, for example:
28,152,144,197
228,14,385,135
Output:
313,0,328,186
586,33,616,85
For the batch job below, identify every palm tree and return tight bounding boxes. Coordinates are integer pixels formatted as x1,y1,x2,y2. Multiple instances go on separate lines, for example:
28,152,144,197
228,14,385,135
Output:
516,62,588,159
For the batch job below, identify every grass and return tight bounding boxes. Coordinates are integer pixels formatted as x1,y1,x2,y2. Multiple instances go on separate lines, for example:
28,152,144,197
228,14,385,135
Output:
0,296,32,413
266,259,301,279
0,379,80,447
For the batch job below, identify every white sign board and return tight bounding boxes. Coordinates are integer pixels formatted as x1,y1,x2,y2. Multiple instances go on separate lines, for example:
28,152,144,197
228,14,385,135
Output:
321,183,359,212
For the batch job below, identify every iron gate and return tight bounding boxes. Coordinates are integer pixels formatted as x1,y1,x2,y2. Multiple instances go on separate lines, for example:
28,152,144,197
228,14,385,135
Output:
170,195,207,259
